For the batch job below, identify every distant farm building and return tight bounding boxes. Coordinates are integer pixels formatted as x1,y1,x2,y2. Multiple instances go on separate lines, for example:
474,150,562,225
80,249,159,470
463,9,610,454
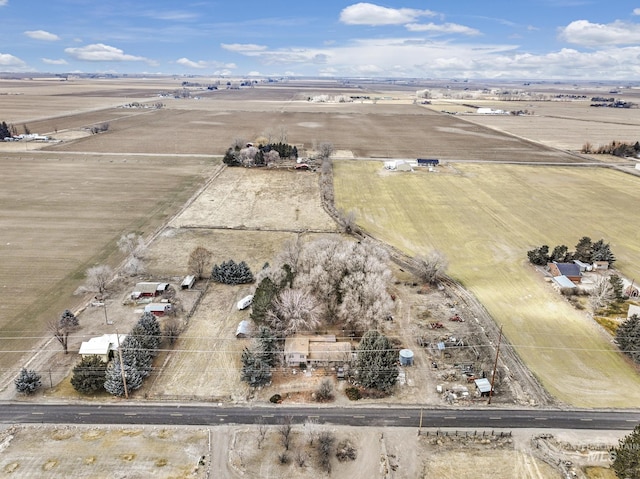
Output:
477,107,506,115
384,160,413,171
548,262,582,284
144,302,172,316
131,282,169,299
417,158,439,167
79,334,127,363
592,261,609,271
399,349,414,366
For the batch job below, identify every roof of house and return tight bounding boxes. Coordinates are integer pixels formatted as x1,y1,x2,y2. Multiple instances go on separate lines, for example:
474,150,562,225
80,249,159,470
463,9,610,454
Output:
552,275,577,289
181,275,195,287
552,262,581,277
284,337,310,356
308,341,351,363
79,334,126,356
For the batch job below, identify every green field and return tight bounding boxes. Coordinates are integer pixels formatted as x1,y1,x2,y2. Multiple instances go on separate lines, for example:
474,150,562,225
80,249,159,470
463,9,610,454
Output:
334,161,640,407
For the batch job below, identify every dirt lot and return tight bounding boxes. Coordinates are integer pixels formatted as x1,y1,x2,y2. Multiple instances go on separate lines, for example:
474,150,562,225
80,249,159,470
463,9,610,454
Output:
0,423,623,478
334,160,640,408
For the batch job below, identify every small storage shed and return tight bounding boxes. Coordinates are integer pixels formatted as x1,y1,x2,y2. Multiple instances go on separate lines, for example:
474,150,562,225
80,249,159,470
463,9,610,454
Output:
144,302,172,316
236,320,251,338
474,378,493,397
181,275,195,290
399,349,414,366
79,334,127,362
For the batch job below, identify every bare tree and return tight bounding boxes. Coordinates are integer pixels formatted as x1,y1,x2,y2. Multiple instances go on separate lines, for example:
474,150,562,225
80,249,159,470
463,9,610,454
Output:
49,309,79,354
276,234,303,274
268,288,322,335
318,142,334,159
278,418,293,451
295,237,393,330
238,146,259,166
255,417,268,449
163,317,182,345
315,378,334,402
188,246,212,279
123,257,145,276
304,417,319,446
337,209,357,234
278,125,288,143
295,450,308,467
413,250,448,285
265,149,280,165
231,138,246,149
117,233,145,259
590,277,614,311
317,431,336,473
84,265,113,296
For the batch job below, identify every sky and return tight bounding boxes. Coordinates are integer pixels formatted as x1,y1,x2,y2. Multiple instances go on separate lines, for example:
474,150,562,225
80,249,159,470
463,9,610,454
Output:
2,1,640,80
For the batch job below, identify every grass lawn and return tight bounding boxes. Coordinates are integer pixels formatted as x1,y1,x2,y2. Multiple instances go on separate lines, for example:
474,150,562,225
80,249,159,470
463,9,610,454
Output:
334,160,640,407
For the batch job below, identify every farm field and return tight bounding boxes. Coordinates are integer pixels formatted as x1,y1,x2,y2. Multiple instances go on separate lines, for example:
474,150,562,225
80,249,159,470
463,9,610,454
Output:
0,152,213,387
333,160,640,407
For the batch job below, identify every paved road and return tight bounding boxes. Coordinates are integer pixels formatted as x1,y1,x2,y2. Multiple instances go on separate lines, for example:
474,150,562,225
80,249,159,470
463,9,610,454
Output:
2,403,639,430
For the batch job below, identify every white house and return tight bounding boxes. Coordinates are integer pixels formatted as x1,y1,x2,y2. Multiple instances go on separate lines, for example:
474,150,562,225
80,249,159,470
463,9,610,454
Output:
78,334,127,362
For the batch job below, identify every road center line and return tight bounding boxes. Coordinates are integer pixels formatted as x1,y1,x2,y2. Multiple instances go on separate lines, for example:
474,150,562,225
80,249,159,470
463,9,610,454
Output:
534,417,547,421
170,413,183,417
124,413,137,416
489,417,501,420
30,412,44,415
352,415,365,418
444,416,456,420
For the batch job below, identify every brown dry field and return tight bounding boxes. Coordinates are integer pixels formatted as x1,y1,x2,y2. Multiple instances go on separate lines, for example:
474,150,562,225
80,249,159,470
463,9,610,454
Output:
0,423,622,479
0,153,213,385
0,78,583,161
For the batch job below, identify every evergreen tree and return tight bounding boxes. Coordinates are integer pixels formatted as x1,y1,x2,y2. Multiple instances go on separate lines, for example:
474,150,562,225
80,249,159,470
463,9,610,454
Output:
133,311,162,354
356,331,398,392
254,326,278,366
121,335,152,378
104,360,144,396
250,277,279,324
574,236,592,262
611,424,640,479
609,274,625,302
71,356,107,394
550,245,569,262
615,314,640,364
240,347,272,387
15,368,41,395
211,259,254,284
590,239,616,266
223,148,240,166
526,245,550,266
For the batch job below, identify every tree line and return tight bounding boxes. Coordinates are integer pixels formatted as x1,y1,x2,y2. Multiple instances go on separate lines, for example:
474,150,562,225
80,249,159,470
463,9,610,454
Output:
527,236,615,267
223,141,299,167
581,140,640,157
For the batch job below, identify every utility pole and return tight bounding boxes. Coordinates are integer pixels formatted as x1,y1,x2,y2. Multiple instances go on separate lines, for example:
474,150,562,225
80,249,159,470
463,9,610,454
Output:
418,408,423,436
488,325,502,405
115,329,129,399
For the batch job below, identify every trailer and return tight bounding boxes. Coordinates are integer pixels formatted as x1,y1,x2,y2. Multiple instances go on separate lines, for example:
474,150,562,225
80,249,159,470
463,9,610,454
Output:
237,295,254,310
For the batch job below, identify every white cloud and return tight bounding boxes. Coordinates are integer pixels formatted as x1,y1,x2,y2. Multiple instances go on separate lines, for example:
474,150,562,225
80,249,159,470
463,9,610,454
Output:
144,10,198,21
560,20,640,46
0,0,7,6
177,57,207,69
0,53,29,71
340,3,436,26
176,58,236,69
633,8,640,15
24,30,60,41
405,22,481,36
65,44,155,64
221,43,268,52
42,58,68,65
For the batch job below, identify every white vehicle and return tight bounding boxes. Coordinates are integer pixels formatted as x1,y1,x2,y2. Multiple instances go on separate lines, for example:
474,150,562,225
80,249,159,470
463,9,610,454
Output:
237,295,253,310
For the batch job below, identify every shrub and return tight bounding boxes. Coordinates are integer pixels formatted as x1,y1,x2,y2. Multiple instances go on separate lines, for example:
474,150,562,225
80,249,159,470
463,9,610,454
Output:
336,440,357,461
315,379,334,402
270,393,282,403
345,387,361,401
